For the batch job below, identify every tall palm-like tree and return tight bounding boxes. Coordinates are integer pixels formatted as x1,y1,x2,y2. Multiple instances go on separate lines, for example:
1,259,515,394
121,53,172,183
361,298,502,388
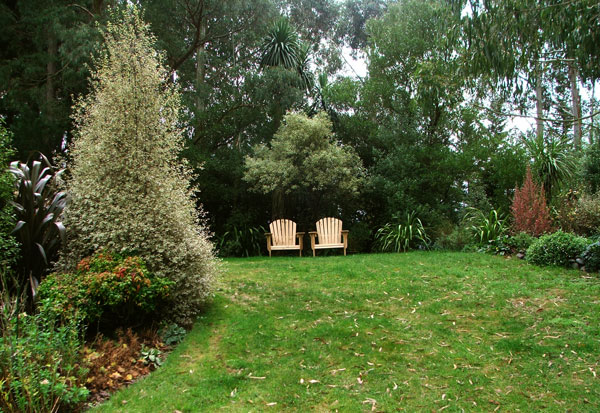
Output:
259,19,315,132
523,133,576,202
260,19,300,70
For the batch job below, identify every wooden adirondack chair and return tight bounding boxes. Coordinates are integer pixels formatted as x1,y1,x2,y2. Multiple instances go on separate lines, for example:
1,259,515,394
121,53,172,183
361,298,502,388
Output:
265,219,305,257
309,217,349,256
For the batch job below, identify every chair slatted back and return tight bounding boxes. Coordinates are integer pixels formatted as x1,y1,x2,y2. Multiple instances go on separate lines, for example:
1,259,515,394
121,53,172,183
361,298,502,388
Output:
270,219,297,246
316,217,342,244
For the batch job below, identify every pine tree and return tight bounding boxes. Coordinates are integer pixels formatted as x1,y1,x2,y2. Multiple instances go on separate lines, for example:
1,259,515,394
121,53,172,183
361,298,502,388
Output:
511,166,552,237
60,7,217,327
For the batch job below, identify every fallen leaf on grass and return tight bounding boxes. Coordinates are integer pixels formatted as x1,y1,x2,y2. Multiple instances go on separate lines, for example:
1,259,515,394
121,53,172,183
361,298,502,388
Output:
266,402,277,406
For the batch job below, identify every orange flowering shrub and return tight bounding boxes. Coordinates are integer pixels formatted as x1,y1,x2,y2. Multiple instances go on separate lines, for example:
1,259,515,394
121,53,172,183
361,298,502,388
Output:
38,252,173,328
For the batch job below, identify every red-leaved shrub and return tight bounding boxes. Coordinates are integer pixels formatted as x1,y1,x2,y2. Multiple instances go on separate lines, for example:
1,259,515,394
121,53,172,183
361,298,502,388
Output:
511,166,552,236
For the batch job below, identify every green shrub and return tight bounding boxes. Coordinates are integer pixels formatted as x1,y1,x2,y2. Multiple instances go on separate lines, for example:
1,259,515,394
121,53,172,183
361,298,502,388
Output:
216,224,265,257
433,225,472,251
583,140,600,194
504,232,536,253
159,322,187,346
0,122,18,274
39,252,173,328
582,241,600,272
375,211,430,252
0,302,88,413
348,221,373,253
526,230,591,267
570,194,600,236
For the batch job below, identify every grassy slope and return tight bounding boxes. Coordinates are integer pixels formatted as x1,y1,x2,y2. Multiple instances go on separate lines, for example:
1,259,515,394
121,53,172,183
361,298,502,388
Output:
94,252,600,412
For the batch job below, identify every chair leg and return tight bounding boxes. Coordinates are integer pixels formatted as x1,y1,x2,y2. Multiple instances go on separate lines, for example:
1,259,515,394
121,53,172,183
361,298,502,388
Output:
344,247,346,256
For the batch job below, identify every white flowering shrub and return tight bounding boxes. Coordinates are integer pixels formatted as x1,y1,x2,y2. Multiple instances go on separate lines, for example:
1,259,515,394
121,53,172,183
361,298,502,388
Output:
59,8,218,327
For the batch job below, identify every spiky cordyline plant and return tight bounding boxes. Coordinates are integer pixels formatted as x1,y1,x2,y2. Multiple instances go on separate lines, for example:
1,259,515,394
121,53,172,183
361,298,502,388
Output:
259,19,300,70
9,153,66,299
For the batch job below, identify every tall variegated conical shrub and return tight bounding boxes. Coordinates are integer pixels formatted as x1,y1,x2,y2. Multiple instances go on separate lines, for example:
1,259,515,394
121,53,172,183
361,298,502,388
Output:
59,7,217,326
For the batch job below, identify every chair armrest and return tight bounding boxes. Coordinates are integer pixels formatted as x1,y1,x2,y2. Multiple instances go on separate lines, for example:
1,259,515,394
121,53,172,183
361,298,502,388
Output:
341,230,349,247
265,232,272,237
308,231,318,235
296,232,305,236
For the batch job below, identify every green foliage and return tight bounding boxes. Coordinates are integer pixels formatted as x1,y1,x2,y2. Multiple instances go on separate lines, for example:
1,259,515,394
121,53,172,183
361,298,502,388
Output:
560,193,600,236
375,211,430,253
583,141,600,194
504,232,536,254
465,208,507,245
433,225,473,251
159,322,187,347
260,19,300,70
0,303,88,413
9,154,66,298
60,8,218,327
39,252,173,328
0,2,104,158
526,230,591,268
244,111,363,222
0,122,18,273
347,221,373,253
524,134,576,201
216,224,266,258
582,241,600,273
140,346,163,369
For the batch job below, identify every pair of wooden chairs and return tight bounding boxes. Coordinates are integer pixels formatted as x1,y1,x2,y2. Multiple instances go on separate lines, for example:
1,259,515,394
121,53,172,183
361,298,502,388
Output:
265,217,349,257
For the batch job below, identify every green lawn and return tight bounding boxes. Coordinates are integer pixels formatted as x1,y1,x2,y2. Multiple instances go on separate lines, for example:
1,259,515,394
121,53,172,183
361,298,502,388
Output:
94,252,600,412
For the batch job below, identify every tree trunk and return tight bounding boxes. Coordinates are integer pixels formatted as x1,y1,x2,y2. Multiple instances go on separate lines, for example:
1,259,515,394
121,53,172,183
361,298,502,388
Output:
535,65,544,141
568,60,582,149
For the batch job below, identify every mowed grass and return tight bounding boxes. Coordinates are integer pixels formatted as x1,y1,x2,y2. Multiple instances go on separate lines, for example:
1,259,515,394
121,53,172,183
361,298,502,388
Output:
94,252,600,412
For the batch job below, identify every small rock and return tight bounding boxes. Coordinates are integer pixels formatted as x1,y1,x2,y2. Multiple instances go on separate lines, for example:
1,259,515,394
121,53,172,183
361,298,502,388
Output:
576,258,585,266
571,262,580,270
516,253,525,260
581,266,586,272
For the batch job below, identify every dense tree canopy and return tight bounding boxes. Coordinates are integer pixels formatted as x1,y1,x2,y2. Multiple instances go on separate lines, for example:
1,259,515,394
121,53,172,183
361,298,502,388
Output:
1,0,598,254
